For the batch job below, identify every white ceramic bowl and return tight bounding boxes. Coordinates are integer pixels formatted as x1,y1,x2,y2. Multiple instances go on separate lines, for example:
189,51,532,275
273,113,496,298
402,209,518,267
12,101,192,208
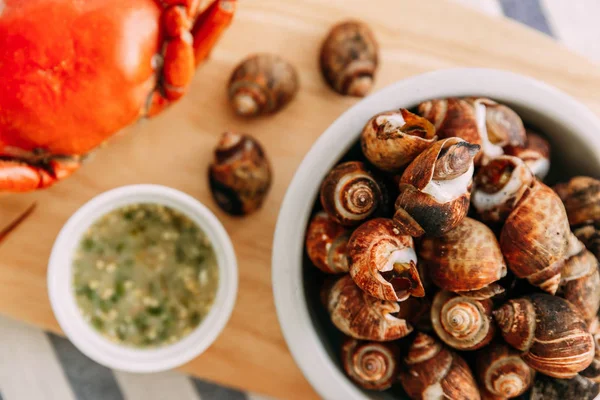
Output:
48,184,238,373
272,68,600,399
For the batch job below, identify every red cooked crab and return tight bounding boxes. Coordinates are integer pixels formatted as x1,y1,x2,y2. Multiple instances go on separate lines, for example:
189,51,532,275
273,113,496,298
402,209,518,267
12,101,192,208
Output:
0,0,235,192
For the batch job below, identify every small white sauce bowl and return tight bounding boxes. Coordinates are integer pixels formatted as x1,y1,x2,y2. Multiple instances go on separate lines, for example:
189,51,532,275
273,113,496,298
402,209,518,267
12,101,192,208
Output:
48,184,238,373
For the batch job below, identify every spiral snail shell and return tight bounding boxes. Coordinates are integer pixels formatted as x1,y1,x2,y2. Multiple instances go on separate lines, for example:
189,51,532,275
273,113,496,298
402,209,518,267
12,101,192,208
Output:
208,132,272,216
476,342,534,399
431,285,503,351
530,374,599,400
320,20,378,97
305,211,351,274
504,130,551,180
360,109,437,172
341,338,399,391
419,217,507,292
399,333,481,400
348,218,424,302
558,236,600,323
320,161,383,226
555,176,600,261
393,138,480,237
581,318,600,383
500,179,572,294
228,53,299,117
472,155,534,223
417,97,525,165
327,275,412,341
493,294,595,378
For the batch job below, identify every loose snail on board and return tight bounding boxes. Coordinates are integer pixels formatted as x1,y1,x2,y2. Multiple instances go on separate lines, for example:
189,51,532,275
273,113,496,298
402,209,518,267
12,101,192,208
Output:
228,53,299,117
320,20,378,97
303,95,600,398
208,132,272,216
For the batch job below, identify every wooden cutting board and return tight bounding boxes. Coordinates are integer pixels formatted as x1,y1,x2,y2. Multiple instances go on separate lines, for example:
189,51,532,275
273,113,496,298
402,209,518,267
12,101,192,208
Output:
1,1,600,398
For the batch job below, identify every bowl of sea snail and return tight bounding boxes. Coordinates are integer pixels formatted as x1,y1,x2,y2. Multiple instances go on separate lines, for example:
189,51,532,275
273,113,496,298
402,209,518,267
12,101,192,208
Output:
272,68,600,400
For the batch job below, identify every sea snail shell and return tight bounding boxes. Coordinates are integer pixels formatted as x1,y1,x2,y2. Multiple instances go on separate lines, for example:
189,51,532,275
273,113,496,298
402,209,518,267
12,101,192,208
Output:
320,161,383,226
320,20,378,97
348,218,424,302
472,155,534,223
530,374,599,400
327,275,412,341
341,338,399,391
581,318,600,383
431,285,504,351
558,236,600,323
555,176,600,261
305,211,351,274
494,294,595,378
504,130,551,180
476,342,535,399
360,109,437,172
228,53,299,117
393,138,479,237
417,97,526,165
399,333,481,400
500,179,571,294
208,132,272,216
419,217,507,292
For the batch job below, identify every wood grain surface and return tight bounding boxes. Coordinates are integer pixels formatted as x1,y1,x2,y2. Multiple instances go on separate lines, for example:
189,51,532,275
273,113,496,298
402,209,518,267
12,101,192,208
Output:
1,1,600,398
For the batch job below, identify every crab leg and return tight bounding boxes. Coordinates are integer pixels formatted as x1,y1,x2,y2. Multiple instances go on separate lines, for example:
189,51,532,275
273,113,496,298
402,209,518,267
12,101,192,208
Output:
191,0,236,65
147,0,236,116
0,158,81,192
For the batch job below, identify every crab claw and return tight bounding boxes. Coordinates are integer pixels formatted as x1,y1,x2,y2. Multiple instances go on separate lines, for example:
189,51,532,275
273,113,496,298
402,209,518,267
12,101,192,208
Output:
192,0,236,64
0,158,81,192
147,0,236,116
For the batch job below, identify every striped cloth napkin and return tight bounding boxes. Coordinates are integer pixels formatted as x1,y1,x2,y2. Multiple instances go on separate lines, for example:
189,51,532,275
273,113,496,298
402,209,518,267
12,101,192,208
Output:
1,1,599,399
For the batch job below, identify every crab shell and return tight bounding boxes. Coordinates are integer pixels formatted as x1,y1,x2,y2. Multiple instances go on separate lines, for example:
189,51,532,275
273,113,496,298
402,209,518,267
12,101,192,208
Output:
327,275,412,341
0,0,235,191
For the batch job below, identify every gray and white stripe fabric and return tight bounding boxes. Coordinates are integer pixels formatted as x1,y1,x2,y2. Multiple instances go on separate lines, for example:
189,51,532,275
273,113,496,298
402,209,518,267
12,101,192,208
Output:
1,1,599,399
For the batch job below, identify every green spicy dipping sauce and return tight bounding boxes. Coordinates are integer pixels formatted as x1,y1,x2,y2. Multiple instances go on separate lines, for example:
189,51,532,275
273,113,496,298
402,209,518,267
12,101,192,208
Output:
73,203,218,348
